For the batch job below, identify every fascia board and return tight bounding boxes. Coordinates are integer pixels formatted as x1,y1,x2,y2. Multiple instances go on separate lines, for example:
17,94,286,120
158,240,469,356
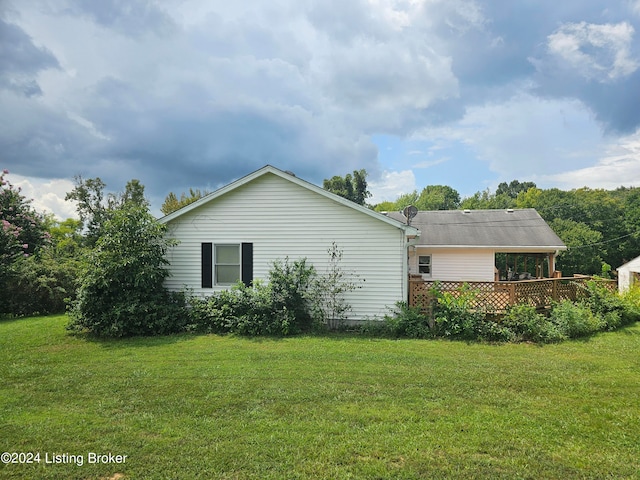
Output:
413,245,567,252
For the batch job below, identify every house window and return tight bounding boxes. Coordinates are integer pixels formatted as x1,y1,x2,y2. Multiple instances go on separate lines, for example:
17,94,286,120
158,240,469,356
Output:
215,244,241,285
201,242,253,288
418,255,431,276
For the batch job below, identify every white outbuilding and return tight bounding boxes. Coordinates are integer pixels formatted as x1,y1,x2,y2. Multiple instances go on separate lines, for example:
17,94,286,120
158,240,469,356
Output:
617,255,640,293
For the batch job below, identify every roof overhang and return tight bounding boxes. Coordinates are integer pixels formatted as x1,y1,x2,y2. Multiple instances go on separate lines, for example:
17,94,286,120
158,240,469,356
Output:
158,165,419,237
412,245,567,252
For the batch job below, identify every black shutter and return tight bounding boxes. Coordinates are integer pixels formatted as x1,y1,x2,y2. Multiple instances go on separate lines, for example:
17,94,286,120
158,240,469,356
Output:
201,243,213,288
241,243,253,287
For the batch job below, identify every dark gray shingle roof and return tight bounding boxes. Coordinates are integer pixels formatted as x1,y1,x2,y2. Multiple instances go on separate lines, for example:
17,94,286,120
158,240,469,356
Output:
387,209,566,249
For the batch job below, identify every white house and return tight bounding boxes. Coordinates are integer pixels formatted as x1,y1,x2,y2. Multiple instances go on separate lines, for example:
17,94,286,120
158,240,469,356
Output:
159,165,419,321
617,256,640,293
160,165,567,320
386,209,566,283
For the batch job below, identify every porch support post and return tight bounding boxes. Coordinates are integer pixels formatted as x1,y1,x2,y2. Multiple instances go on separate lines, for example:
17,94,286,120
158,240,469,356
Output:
548,252,556,277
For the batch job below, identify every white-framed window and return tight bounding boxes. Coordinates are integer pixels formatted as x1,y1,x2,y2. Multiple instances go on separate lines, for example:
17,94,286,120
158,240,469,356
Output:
418,255,431,276
215,244,241,285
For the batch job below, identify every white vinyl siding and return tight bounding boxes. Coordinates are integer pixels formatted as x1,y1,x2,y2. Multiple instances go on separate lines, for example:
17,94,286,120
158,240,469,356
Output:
410,248,495,282
618,256,640,293
163,172,407,321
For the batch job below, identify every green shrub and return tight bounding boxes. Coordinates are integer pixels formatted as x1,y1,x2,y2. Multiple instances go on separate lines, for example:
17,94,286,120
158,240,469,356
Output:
431,285,485,340
67,203,188,337
1,253,82,317
580,281,625,330
620,285,640,325
381,302,432,338
269,257,316,332
549,300,603,338
502,304,565,343
475,315,516,343
358,318,395,337
187,258,318,336
187,290,235,334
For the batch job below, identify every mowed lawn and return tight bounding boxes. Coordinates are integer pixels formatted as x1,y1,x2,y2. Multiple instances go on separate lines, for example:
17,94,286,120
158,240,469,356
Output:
1,316,639,479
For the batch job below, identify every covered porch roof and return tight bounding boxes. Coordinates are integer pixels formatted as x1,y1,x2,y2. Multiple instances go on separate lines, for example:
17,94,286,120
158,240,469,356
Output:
387,208,566,252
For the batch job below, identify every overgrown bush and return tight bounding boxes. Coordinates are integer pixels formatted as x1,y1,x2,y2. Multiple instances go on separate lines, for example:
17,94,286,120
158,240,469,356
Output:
379,302,432,338
67,203,188,337
269,257,316,332
187,258,317,336
502,304,565,343
1,253,81,317
548,300,603,338
474,315,516,342
620,285,640,324
579,281,626,330
374,282,639,344
431,285,485,340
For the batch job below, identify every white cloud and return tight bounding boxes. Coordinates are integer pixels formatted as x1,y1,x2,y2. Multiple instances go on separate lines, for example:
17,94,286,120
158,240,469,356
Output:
547,21,639,82
11,175,78,220
368,170,416,204
537,131,640,189
438,94,603,177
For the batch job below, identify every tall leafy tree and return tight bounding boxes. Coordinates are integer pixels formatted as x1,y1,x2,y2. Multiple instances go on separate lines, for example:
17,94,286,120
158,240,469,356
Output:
64,176,109,245
374,186,461,212
496,180,537,199
323,169,371,205
0,169,48,273
416,185,460,210
160,188,208,215
551,218,603,276
65,176,148,245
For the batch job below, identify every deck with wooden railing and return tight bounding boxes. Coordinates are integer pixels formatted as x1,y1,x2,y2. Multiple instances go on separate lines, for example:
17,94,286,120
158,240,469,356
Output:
409,276,617,312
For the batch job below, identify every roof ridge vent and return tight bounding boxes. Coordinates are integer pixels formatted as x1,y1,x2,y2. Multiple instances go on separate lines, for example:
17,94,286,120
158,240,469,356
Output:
506,208,514,213
463,209,471,213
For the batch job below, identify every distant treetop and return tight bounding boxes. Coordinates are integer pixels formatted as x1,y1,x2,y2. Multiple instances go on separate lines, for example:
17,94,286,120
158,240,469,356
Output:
323,169,371,206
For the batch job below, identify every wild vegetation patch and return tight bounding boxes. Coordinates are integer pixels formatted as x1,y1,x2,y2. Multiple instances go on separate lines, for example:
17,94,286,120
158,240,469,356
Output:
368,282,640,343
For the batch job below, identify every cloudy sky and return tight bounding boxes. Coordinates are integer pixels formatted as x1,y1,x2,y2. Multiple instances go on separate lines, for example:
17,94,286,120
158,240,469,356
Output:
2,0,640,219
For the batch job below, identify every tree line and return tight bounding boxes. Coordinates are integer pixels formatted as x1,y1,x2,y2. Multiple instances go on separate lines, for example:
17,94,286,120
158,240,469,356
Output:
322,173,640,277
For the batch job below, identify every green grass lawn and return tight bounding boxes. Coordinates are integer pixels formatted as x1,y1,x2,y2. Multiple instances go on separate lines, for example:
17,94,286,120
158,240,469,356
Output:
1,316,639,479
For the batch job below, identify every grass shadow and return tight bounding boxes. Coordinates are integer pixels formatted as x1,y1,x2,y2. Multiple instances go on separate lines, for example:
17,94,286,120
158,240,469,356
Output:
616,321,640,335
77,331,198,349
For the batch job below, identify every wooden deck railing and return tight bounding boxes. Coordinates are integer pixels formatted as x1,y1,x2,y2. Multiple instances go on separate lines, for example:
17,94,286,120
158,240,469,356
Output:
409,276,617,312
